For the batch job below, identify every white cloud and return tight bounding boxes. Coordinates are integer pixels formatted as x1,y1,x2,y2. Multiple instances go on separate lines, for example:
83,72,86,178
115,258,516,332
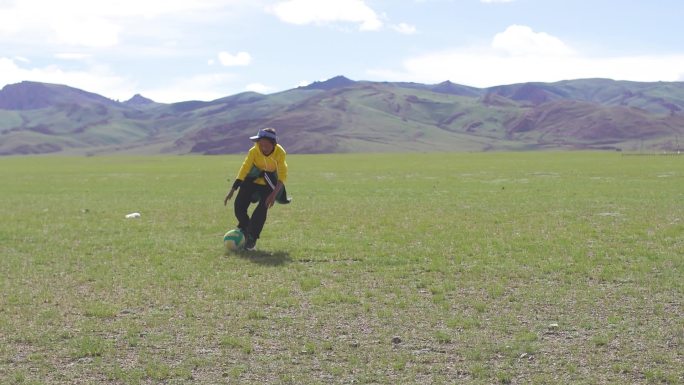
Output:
492,25,574,56
245,83,274,93
392,23,417,35
2,0,245,22
141,73,241,103
270,0,383,31
218,51,252,67
480,0,515,3
51,17,121,47
0,56,136,99
0,2,120,47
0,57,20,75
0,0,251,47
54,53,93,61
369,25,684,87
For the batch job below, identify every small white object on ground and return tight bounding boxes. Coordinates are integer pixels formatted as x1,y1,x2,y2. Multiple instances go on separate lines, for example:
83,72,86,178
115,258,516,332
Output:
125,212,141,219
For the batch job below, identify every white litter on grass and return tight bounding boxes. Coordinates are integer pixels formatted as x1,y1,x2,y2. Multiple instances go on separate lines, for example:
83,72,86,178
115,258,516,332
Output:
597,212,621,217
125,212,141,219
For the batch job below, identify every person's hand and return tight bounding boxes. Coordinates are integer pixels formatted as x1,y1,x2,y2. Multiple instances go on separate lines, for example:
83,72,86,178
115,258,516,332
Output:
265,191,276,208
265,181,283,209
224,189,235,206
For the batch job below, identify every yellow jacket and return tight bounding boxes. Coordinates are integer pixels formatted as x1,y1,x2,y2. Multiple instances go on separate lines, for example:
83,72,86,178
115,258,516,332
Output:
235,143,288,186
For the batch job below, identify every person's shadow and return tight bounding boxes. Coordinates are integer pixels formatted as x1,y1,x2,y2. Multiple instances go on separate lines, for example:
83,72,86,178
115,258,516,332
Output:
236,250,291,266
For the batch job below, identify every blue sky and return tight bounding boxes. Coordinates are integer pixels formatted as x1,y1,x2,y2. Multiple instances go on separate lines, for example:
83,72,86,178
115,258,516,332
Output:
1,0,683,103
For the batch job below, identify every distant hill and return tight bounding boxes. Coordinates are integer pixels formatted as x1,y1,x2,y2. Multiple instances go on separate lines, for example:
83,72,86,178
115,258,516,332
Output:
123,94,159,108
0,81,119,110
300,75,356,91
1,77,683,155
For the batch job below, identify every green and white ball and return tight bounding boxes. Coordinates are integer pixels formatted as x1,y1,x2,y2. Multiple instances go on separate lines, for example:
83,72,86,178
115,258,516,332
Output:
223,229,245,251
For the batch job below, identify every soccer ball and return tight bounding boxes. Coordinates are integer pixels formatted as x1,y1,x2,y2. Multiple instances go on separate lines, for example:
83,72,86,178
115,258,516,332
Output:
223,229,245,251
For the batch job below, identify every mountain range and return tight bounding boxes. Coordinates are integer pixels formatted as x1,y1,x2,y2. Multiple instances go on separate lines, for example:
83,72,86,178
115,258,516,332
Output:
1,76,683,155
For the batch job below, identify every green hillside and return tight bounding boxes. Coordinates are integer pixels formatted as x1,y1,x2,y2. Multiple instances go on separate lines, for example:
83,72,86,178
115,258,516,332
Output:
1,77,683,155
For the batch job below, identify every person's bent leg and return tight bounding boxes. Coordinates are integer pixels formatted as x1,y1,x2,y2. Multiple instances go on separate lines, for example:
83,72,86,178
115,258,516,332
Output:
245,185,271,249
248,201,268,240
234,182,254,233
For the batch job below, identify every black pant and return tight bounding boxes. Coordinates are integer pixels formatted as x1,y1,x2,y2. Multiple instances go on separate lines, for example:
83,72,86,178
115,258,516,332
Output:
234,180,272,240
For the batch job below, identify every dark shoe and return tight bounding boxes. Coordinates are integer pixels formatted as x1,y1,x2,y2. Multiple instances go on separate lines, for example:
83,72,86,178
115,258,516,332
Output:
244,235,257,251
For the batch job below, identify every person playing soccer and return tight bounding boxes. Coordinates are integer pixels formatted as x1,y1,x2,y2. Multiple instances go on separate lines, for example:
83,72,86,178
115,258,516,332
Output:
224,128,289,250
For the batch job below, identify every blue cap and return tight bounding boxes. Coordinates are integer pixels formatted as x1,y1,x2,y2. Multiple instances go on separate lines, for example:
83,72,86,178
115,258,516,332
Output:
249,128,277,142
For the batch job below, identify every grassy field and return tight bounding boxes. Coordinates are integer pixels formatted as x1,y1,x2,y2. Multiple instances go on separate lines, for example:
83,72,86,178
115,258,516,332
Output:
0,152,682,384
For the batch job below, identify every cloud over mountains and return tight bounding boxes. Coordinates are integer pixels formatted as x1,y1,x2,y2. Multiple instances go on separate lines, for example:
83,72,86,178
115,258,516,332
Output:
1,0,682,103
